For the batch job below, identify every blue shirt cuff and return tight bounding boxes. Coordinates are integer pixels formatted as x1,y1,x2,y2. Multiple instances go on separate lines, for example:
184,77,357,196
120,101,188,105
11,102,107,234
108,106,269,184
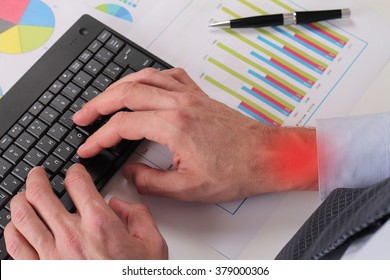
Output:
316,112,390,200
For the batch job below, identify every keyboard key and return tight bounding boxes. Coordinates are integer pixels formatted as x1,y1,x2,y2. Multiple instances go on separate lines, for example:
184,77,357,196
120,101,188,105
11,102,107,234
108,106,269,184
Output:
54,142,75,161
0,135,13,151
82,86,101,101
104,62,123,79
65,128,87,148
29,101,44,116
0,174,23,196
97,30,111,43
121,68,135,78
87,150,116,184
78,50,93,63
51,175,65,196
49,80,64,94
70,98,86,113
36,135,57,155
60,192,75,212
105,36,124,53
12,161,33,181
62,82,81,101
4,145,24,165
115,45,153,70
69,60,83,73
93,74,112,91
24,148,45,166
73,71,93,88
0,157,12,179
39,107,60,125
0,236,9,260
0,208,11,229
59,70,74,84
95,48,113,65
88,40,103,53
15,132,37,151
51,95,71,113
48,123,69,141
8,123,23,139
59,110,75,128
84,59,103,76
18,112,34,127
0,190,10,209
27,119,48,138
43,155,63,174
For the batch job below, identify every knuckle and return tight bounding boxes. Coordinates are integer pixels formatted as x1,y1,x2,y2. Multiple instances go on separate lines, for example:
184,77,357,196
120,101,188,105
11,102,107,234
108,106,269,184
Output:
64,170,85,188
25,181,46,202
141,67,159,76
11,204,30,227
170,67,186,76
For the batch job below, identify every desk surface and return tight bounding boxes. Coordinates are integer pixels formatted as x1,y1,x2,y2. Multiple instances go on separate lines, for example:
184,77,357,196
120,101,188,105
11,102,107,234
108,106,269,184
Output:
154,0,390,260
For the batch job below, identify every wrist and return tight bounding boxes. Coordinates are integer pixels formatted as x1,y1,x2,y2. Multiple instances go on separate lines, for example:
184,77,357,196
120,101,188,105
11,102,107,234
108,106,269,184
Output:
252,126,318,194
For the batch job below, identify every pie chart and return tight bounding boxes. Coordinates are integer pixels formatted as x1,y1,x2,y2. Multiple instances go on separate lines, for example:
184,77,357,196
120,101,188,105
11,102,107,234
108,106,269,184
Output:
96,4,133,22
0,0,55,54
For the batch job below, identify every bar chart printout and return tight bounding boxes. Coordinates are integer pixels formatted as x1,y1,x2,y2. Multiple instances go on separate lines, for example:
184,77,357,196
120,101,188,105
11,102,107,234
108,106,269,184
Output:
201,0,367,127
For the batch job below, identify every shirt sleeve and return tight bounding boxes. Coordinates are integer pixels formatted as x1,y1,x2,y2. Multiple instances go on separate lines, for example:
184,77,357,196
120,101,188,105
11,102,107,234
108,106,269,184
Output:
316,112,390,200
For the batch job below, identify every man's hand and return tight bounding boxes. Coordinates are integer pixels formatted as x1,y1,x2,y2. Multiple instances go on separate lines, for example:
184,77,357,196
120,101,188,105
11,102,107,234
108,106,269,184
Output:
74,68,318,203
4,165,167,260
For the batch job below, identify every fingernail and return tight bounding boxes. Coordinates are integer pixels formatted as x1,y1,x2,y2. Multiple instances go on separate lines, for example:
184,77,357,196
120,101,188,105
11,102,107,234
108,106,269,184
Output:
104,194,115,204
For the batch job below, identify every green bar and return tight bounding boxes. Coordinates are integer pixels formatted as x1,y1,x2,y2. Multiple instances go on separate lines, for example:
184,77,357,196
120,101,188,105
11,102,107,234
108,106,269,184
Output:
271,0,294,12
221,6,328,71
217,42,306,97
313,22,349,44
204,75,284,125
208,56,295,111
225,29,317,83
238,0,267,15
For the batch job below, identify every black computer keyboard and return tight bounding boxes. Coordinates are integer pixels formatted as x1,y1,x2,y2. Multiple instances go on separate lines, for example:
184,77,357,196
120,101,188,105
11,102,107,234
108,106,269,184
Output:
0,15,171,259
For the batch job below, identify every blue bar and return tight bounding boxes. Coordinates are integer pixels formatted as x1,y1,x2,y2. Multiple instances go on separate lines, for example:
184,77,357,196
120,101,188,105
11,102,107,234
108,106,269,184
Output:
301,25,345,48
238,104,271,125
242,85,291,116
250,51,313,88
272,26,334,61
257,36,324,74
247,70,301,103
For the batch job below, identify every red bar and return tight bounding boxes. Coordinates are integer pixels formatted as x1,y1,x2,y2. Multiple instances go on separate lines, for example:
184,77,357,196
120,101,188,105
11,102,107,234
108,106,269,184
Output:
270,58,315,86
295,34,336,59
283,46,326,72
240,102,281,127
307,23,348,46
264,76,304,101
251,87,293,114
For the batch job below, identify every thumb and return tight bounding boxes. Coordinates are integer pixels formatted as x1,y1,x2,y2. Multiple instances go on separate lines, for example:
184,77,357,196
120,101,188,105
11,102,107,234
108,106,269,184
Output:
123,163,194,201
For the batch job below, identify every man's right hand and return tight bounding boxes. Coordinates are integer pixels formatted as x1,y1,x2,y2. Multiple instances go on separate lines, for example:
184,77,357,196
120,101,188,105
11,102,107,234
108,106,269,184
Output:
73,68,318,203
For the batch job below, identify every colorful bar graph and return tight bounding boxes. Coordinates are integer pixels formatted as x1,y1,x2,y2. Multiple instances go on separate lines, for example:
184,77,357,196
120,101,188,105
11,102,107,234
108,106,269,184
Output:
257,35,326,73
304,23,349,47
242,86,293,116
204,75,283,126
250,51,315,88
216,42,306,99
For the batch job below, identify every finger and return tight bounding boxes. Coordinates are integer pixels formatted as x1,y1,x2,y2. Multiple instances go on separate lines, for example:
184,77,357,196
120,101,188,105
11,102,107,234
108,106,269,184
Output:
25,167,69,231
108,198,160,235
4,222,39,260
73,82,180,127
108,67,190,92
10,192,54,254
64,164,107,216
123,163,197,201
162,68,205,94
77,111,176,158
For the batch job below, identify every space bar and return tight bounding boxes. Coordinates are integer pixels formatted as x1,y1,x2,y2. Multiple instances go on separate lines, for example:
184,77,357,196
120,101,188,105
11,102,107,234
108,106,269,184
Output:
86,150,116,184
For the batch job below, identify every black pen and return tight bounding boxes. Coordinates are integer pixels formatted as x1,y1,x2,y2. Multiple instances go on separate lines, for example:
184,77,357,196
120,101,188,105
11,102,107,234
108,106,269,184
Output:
209,8,351,28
